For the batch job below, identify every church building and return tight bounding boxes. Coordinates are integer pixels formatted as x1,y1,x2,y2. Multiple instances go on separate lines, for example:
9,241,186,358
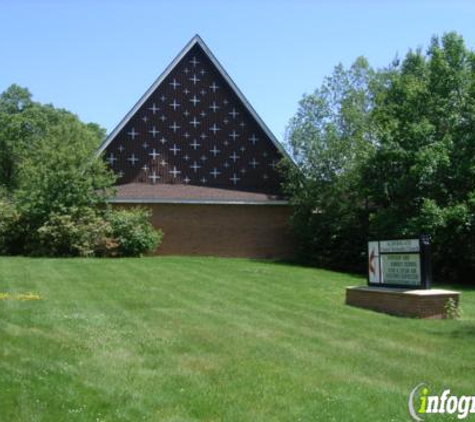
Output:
98,35,293,258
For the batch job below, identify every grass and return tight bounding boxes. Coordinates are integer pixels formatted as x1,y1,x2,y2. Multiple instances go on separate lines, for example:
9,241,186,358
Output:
0,257,474,422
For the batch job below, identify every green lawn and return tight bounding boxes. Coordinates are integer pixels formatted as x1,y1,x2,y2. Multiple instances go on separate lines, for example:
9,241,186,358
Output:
0,257,474,422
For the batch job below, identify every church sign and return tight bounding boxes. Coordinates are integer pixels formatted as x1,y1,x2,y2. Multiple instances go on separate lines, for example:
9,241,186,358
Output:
368,236,432,289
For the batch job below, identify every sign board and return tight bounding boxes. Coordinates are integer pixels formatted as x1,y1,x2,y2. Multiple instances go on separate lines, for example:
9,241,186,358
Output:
368,236,431,289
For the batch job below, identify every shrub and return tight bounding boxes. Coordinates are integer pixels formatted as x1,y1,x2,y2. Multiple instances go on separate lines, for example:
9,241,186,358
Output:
36,207,115,257
106,208,162,257
0,192,24,255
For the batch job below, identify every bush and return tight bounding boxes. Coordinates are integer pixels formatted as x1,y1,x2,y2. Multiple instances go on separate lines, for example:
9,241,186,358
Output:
0,193,20,254
36,207,116,257
106,208,162,257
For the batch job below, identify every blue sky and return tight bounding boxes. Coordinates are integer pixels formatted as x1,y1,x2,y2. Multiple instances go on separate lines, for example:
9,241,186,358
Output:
1,0,475,141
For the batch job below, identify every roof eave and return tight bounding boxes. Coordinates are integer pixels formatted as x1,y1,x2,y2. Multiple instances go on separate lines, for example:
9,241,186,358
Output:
108,198,289,206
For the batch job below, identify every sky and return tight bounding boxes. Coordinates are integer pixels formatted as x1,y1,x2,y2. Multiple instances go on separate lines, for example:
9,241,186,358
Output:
1,0,475,141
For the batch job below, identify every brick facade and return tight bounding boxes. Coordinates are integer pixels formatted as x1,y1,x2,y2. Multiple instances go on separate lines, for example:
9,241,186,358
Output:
118,203,294,258
346,286,460,319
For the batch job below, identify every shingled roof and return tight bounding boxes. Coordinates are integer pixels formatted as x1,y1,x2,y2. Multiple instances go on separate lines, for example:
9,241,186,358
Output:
99,35,289,204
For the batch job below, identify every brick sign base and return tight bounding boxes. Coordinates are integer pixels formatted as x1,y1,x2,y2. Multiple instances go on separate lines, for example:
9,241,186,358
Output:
346,286,460,319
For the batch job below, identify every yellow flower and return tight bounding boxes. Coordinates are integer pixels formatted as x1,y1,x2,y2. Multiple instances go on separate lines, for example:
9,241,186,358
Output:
16,292,42,301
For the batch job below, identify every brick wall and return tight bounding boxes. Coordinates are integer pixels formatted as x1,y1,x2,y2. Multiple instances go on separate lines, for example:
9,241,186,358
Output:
116,203,295,259
346,286,460,319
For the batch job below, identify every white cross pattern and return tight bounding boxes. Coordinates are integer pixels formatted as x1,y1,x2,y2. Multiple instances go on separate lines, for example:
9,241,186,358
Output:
230,173,241,185
190,161,201,172
210,146,221,156
149,149,160,160
117,170,124,178
200,176,207,184
189,117,200,128
159,137,167,144
170,99,180,110
148,103,159,114
159,114,167,122
190,139,200,150
169,144,181,155
229,130,239,141
170,78,181,89
249,158,259,169
169,166,181,178
106,153,117,165
209,82,219,92
229,108,239,119
209,102,220,112
142,115,148,123
190,56,199,67
183,154,190,161
200,155,207,162
148,126,159,138
200,132,208,140
127,128,139,140
169,122,180,132
142,164,149,172
210,168,221,178
189,95,200,106
183,176,191,184
148,171,160,184
249,134,258,145
189,74,200,84
118,145,125,152
230,152,240,162
210,123,220,134
142,141,149,149
268,159,278,170
127,154,139,165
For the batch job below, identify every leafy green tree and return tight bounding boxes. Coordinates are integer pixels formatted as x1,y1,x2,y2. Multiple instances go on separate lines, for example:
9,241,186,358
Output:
284,57,380,271
13,114,116,253
365,32,475,282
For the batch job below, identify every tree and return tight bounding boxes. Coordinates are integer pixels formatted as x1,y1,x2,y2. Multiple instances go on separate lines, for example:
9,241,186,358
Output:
365,32,475,282
283,57,380,271
13,112,116,253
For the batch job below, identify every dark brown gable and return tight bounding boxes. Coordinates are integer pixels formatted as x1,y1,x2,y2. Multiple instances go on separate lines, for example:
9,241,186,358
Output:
101,37,285,195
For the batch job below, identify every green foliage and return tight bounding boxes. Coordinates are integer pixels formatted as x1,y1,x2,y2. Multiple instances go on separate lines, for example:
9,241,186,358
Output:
365,32,475,282
444,297,461,319
106,208,163,257
14,114,116,236
36,207,115,257
0,190,20,254
284,57,380,271
285,32,475,283
0,84,161,258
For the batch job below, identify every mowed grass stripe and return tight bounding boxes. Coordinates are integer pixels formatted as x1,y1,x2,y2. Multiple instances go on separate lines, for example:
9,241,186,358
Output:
0,257,474,421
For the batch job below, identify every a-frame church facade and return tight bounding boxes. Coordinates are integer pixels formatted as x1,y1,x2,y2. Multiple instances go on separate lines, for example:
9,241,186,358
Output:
98,35,294,257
